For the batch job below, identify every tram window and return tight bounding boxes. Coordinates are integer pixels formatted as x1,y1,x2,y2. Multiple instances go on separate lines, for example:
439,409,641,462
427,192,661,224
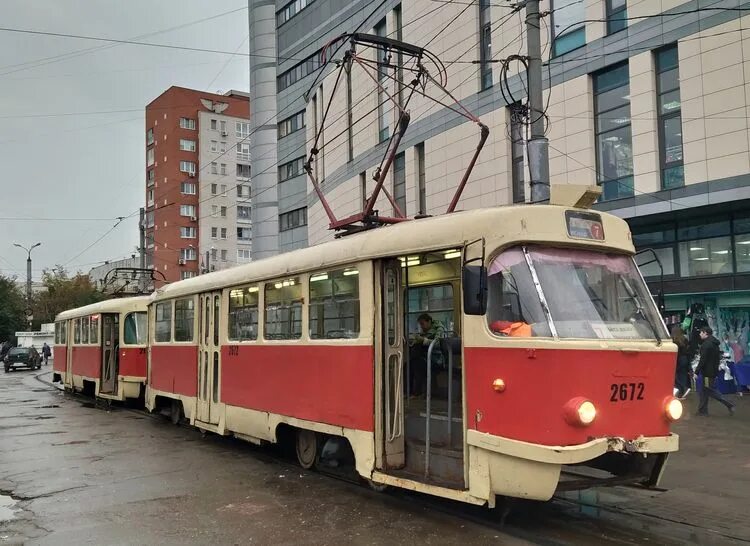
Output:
407,284,455,335
265,278,303,340
155,302,173,343
228,286,259,341
74,319,81,344
212,352,219,403
54,323,60,344
214,295,220,346
61,321,66,344
174,298,195,342
486,247,551,337
124,312,147,345
81,316,90,344
309,268,360,339
89,315,99,345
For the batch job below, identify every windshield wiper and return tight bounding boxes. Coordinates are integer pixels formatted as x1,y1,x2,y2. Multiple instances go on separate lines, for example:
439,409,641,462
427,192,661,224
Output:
621,277,661,345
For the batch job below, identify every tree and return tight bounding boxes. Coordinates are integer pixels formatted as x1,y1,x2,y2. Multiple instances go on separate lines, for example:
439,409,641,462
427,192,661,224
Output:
31,267,105,328
0,275,25,342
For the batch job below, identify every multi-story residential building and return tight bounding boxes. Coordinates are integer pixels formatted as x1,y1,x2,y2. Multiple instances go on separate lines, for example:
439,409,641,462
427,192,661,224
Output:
145,87,251,283
250,0,750,341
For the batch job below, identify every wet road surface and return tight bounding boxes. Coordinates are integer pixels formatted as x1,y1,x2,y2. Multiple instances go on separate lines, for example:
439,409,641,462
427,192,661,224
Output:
1,369,747,545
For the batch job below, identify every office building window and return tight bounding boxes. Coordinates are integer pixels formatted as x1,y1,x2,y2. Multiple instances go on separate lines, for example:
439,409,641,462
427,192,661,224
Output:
211,227,218,239
221,249,228,262
606,0,627,35
375,19,390,142
146,148,155,167
479,0,493,90
212,205,218,217
237,227,252,241
277,50,321,92
179,117,196,130
210,140,218,152
180,205,196,217
236,121,251,139
220,142,227,153
179,160,196,175
221,227,227,239
509,104,525,203
393,152,406,215
279,208,307,231
237,205,251,220
180,227,196,239
179,139,196,152
211,248,218,261
237,249,252,262
551,0,585,56
237,164,251,179
220,184,227,195
146,128,154,145
237,143,251,162
220,206,227,218
656,45,683,190
220,120,227,134
278,157,305,182
278,111,306,138
180,182,196,195
416,143,426,215
277,0,315,26
594,62,633,200
210,162,218,174
210,119,217,130
220,163,227,175
211,183,217,195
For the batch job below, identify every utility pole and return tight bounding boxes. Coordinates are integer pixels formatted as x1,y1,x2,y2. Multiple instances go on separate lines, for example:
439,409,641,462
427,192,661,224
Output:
525,0,550,203
138,207,146,292
13,242,41,328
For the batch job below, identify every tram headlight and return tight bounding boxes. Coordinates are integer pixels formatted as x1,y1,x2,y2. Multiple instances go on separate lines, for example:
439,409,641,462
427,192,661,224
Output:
664,397,683,421
563,397,597,427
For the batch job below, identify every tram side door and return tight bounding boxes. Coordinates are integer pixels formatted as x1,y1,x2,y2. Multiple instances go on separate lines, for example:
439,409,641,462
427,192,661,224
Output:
100,314,119,395
64,319,73,388
380,260,406,469
197,292,221,425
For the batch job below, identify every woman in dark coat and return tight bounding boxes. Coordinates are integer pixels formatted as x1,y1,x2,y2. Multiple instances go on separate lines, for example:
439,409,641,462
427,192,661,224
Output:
672,325,691,398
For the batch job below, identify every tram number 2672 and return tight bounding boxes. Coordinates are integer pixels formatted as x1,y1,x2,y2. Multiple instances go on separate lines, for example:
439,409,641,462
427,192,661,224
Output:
609,382,645,402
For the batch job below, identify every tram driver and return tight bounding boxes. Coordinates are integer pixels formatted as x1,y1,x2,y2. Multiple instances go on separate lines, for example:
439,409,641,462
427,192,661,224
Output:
408,313,446,397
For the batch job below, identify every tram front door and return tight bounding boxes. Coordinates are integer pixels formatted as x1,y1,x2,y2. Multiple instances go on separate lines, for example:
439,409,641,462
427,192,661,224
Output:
197,292,221,426
100,313,119,395
380,260,406,469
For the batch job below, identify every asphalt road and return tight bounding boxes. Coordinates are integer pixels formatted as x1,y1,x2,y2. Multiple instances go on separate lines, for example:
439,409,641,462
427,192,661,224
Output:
0,368,747,545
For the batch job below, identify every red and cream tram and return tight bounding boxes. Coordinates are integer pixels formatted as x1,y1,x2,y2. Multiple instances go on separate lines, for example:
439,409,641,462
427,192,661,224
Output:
54,297,149,402
144,199,681,506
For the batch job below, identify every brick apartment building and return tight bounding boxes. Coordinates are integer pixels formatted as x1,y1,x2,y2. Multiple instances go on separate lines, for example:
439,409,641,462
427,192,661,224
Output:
145,86,251,283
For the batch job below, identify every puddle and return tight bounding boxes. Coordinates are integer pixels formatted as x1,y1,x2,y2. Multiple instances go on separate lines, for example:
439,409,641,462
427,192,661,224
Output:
33,415,55,420
0,494,18,522
36,405,60,409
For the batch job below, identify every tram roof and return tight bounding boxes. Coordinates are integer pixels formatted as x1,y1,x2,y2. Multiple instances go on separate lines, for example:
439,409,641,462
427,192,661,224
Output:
154,205,633,301
55,296,151,322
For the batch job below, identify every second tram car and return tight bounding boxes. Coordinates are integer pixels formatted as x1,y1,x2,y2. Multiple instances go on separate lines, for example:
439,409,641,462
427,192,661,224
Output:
144,202,681,506
54,297,149,402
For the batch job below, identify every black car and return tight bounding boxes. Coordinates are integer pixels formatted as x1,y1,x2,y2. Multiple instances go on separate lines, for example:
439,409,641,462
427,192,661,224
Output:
4,347,42,372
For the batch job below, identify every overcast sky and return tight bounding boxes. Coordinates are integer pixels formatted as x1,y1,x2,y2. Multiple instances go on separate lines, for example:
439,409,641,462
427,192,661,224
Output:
0,0,249,280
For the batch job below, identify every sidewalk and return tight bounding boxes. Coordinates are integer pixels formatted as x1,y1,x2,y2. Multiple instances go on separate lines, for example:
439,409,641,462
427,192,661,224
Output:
574,393,750,541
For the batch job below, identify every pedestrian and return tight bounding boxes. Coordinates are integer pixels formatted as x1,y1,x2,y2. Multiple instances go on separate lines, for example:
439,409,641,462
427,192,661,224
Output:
671,325,691,399
696,326,735,416
42,342,51,366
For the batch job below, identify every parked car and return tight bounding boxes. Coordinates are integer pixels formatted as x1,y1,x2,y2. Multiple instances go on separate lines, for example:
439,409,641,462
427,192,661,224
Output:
4,347,42,372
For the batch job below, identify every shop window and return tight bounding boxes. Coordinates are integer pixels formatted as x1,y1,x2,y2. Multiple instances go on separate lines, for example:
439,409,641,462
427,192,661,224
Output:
734,234,750,273
309,268,360,339
678,237,733,277
155,302,172,342
265,278,302,340
174,298,195,342
229,286,259,341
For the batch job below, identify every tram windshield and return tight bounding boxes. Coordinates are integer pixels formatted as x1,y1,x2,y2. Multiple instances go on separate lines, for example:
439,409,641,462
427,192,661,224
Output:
487,246,666,341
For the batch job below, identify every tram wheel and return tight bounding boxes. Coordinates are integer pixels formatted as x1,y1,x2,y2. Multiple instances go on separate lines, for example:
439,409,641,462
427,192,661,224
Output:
295,429,319,470
366,479,389,493
169,399,183,425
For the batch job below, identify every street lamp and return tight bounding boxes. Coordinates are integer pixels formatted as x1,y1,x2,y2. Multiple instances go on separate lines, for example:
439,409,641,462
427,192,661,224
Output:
13,242,41,326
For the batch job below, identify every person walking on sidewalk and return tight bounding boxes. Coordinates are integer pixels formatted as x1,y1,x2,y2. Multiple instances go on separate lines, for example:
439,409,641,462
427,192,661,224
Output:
672,325,691,398
41,342,51,366
696,327,735,416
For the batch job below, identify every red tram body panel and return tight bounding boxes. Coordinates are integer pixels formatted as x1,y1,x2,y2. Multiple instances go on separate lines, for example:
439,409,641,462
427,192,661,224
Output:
70,346,100,380
119,347,148,379
150,346,199,397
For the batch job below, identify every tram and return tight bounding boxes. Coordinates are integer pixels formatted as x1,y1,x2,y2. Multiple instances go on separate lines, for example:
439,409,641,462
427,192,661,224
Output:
144,196,681,506
53,296,149,402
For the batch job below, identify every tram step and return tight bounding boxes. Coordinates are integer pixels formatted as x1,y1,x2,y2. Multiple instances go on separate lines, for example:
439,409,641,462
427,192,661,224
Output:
404,439,464,488
405,412,463,448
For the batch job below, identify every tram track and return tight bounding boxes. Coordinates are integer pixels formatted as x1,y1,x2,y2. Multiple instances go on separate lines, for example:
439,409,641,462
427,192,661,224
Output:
31,371,740,545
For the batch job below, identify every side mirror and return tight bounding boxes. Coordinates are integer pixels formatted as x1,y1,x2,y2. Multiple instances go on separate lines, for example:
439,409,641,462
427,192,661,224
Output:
463,265,488,316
